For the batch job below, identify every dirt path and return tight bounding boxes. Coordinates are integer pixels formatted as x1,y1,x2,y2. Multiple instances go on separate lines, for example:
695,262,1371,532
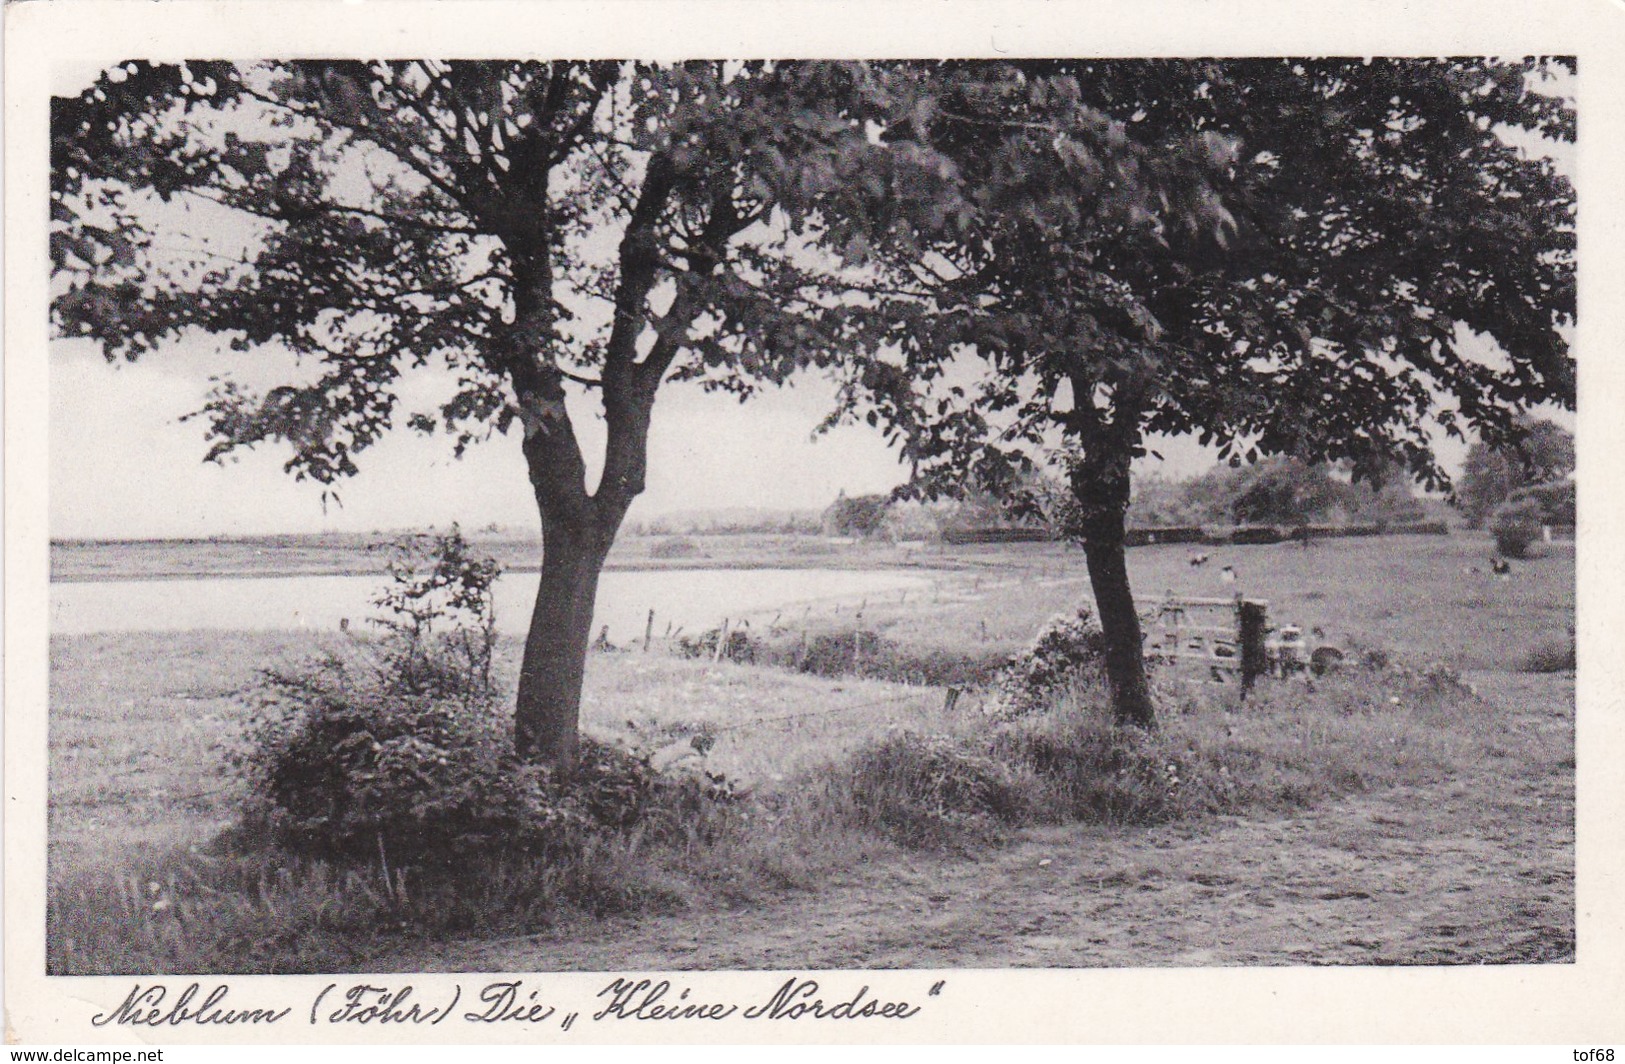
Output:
386,675,1572,972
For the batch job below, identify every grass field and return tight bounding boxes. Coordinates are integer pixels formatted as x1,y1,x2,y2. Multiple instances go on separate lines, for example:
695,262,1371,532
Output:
45,530,1574,973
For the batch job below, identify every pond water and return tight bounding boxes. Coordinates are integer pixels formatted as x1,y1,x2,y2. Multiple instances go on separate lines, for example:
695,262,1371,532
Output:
50,568,933,643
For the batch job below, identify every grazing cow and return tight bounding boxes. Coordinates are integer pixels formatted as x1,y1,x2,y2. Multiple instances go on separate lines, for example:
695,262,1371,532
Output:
1189,552,1210,567
1219,564,1237,584
1491,556,1511,575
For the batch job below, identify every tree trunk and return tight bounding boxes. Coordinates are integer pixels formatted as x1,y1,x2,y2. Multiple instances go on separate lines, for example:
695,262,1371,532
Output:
498,151,685,767
513,516,611,766
1081,512,1158,729
1069,435,1157,730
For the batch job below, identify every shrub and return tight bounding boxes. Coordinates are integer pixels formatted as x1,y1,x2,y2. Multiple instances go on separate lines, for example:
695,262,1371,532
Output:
821,492,890,538
797,629,888,676
994,716,1213,826
986,608,1106,717
1509,479,1575,526
234,529,732,868
676,626,757,663
237,646,740,868
834,700,1236,850
1490,496,1545,558
1520,634,1576,673
729,627,1006,688
368,525,501,701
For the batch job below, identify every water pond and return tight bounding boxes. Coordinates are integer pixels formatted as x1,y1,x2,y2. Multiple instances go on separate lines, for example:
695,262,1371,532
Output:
50,567,932,644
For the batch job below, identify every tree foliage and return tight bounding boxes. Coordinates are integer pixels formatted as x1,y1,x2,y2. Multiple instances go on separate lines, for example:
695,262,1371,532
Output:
821,491,890,538
50,59,965,760
829,58,1575,500
52,61,948,484
822,58,1575,725
1456,417,1575,527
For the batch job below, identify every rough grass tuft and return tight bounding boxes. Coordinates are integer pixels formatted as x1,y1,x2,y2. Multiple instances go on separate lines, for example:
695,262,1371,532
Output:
1519,635,1576,673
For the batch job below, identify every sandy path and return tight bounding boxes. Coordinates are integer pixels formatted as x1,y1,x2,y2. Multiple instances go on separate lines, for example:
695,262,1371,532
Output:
385,673,1572,972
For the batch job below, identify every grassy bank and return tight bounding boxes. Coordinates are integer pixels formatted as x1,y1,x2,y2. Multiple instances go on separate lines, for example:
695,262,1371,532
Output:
50,641,1523,974
46,532,1574,973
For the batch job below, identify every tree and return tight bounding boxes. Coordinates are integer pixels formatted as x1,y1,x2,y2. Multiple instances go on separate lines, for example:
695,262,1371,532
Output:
828,59,1575,726
1507,478,1576,527
1457,417,1575,527
1227,459,1350,526
821,491,890,538
50,60,955,765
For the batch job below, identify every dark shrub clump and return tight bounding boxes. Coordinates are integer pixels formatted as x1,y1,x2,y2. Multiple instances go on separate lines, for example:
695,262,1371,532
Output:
1490,496,1545,558
233,528,733,869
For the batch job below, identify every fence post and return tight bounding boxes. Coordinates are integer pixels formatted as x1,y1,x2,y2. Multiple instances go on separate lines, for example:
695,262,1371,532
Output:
643,608,655,653
1238,599,1268,695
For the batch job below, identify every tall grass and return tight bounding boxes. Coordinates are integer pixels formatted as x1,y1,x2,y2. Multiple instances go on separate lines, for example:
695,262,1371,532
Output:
818,659,1495,852
49,649,1504,974
49,532,1565,974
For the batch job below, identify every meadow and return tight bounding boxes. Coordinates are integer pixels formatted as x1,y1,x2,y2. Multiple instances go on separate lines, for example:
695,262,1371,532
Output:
45,532,1574,972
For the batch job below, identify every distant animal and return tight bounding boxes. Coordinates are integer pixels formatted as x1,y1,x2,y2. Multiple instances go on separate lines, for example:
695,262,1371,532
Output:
1189,552,1211,567
1219,564,1237,584
1310,645,1346,676
1491,556,1511,575
1461,566,1482,576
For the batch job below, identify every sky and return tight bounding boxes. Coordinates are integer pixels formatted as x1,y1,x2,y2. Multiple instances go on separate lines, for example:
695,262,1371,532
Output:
49,338,936,538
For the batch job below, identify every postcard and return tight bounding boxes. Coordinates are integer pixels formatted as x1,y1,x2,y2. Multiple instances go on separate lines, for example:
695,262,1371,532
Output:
6,0,1623,1046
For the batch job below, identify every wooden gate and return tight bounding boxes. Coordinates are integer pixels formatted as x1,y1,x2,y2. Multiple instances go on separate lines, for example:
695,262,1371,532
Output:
1141,595,1270,688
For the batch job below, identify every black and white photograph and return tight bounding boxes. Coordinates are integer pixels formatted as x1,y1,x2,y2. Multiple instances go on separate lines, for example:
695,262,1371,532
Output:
6,0,1624,1047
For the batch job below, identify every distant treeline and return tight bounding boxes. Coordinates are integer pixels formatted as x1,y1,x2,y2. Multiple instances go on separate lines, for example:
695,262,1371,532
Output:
820,456,1443,544
944,520,1451,547
625,508,824,536
1126,457,1429,529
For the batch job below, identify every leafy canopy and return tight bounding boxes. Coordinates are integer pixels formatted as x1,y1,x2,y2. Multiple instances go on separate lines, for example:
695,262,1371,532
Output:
50,61,959,492
820,59,1576,507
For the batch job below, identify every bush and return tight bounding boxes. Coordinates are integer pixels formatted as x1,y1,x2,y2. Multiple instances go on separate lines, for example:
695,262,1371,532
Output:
234,529,731,868
987,608,1106,717
676,626,757,663
835,704,1229,850
842,732,1030,848
1508,479,1575,526
994,716,1211,826
821,492,890,538
733,627,1006,688
1490,496,1545,558
1520,635,1576,673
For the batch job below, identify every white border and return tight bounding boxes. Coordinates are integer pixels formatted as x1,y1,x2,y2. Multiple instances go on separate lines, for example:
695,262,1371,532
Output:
6,0,1623,1044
